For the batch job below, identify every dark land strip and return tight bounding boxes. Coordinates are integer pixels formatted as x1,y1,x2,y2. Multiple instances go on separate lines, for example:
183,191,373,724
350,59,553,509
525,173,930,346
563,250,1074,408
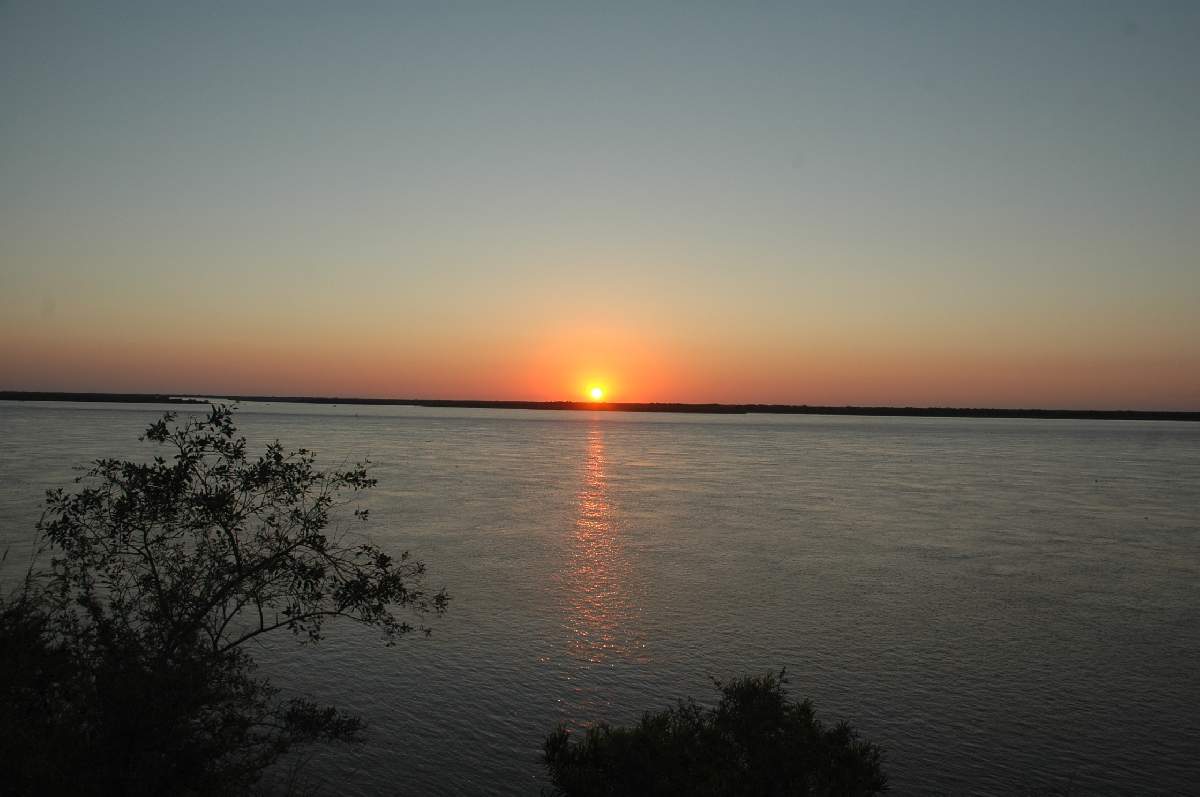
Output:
3,391,1198,421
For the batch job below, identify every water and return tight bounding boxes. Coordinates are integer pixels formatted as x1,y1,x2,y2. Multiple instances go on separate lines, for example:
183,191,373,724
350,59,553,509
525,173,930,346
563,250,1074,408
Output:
2,401,1198,795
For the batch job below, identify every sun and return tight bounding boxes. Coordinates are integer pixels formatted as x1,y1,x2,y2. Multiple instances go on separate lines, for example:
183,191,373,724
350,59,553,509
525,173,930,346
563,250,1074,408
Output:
589,386,605,401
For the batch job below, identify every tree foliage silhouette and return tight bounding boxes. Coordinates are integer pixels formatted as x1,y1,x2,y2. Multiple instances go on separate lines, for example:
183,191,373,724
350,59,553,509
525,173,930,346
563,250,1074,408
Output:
0,405,446,795
544,671,887,796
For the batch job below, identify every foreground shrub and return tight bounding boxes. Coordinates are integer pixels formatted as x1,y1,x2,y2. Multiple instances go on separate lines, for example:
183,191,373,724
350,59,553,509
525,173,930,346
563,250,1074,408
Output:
544,671,886,796
0,406,446,795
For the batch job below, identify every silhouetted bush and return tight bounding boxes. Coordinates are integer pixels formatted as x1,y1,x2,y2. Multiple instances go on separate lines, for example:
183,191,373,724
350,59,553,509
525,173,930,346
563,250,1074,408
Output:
0,406,446,795
544,671,887,796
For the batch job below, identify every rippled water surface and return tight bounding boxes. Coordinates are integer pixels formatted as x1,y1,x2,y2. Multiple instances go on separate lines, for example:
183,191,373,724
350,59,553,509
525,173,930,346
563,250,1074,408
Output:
2,401,1198,795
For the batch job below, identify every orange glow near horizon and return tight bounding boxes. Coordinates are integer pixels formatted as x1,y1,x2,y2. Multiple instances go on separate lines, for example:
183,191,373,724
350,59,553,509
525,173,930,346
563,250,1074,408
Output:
1,318,1198,410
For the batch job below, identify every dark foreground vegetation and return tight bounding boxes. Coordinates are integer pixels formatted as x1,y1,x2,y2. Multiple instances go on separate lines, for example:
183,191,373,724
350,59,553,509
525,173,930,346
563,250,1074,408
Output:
544,671,887,796
0,406,445,795
1,404,887,795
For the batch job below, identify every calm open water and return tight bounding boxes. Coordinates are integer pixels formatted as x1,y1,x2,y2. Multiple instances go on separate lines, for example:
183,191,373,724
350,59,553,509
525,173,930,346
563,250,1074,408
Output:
1,401,1198,795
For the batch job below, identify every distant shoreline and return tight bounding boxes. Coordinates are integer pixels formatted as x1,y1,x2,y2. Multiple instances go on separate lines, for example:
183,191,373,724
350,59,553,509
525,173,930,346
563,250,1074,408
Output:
2,391,1197,422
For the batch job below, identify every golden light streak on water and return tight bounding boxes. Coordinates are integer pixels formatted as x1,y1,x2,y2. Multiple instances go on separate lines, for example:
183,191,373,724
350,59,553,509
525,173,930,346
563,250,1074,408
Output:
565,425,645,664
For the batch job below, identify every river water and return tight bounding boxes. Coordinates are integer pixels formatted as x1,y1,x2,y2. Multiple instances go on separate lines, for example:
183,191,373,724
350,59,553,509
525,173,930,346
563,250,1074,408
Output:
1,401,1197,794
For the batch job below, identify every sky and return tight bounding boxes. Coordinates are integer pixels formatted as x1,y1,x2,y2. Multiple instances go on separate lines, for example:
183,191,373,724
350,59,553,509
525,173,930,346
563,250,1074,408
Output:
2,1,1198,409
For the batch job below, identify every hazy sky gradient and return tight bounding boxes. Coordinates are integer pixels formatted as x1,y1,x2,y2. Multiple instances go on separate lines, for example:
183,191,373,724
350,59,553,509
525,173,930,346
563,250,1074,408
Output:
3,1,1198,407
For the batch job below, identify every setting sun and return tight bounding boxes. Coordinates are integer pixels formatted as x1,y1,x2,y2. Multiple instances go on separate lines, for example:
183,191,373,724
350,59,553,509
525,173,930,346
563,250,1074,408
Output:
589,386,604,401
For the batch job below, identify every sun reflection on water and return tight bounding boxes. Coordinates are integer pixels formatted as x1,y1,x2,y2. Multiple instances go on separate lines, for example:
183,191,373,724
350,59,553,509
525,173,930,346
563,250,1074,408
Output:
565,425,645,664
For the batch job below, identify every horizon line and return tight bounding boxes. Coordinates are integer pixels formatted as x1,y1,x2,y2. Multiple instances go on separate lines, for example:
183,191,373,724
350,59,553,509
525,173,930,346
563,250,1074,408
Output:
2,391,1197,422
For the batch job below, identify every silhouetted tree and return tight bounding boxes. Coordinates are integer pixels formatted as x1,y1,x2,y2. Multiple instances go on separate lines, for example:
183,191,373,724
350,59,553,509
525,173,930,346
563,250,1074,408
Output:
0,405,446,795
544,671,886,796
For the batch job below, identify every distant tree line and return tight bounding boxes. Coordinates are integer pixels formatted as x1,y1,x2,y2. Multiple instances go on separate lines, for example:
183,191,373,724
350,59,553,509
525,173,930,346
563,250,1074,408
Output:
4,391,1196,421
